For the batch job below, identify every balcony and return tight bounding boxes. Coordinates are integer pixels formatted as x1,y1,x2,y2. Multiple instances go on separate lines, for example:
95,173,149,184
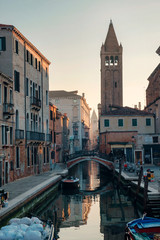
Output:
46,134,52,142
15,129,24,140
30,97,41,110
3,103,14,118
26,131,45,141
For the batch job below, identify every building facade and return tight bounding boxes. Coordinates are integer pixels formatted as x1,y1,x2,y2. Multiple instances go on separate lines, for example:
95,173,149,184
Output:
146,46,160,134
100,20,123,114
49,103,69,166
99,106,155,163
49,90,90,153
90,110,98,150
0,72,14,186
0,24,51,184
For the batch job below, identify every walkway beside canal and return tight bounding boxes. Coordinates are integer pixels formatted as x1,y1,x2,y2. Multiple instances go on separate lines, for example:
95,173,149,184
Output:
0,164,68,222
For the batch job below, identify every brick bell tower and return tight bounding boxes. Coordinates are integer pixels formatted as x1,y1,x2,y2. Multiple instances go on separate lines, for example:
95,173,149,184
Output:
101,20,123,114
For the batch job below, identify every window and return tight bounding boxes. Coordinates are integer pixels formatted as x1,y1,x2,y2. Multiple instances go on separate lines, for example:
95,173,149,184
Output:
153,136,158,143
0,84,1,104
14,70,20,92
105,56,109,66
132,119,137,126
118,119,123,127
46,90,48,105
146,118,151,126
26,50,30,63
26,78,29,96
104,119,109,127
46,119,49,134
39,117,41,132
47,147,49,163
38,61,41,71
0,37,6,51
31,113,33,131
115,56,119,65
10,89,13,104
2,125,8,145
10,127,13,145
31,54,33,65
27,113,29,131
16,147,20,168
43,147,46,163
35,114,38,131
35,58,37,69
115,82,117,88
38,86,41,100
50,110,53,120
2,125,5,145
16,110,19,129
15,40,18,54
27,147,30,166
31,147,34,165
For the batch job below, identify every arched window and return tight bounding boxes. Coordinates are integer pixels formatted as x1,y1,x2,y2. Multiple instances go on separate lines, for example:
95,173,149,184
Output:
105,56,109,66
110,56,114,66
115,56,119,66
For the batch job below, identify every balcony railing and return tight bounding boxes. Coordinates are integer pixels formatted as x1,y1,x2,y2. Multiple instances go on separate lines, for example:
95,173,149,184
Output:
46,134,52,142
30,97,41,108
15,129,24,140
26,131,45,141
3,103,14,115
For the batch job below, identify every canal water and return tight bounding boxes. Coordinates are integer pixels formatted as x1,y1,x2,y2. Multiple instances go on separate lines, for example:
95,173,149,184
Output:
33,161,141,240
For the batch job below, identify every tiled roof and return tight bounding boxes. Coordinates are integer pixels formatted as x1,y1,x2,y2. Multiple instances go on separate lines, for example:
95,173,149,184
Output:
49,90,81,98
102,106,154,116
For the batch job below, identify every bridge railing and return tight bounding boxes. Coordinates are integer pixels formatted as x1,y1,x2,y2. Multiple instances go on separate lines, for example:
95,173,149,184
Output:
65,150,113,162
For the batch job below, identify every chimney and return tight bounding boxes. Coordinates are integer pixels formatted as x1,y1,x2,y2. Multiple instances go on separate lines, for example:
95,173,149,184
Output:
82,93,85,98
138,102,141,110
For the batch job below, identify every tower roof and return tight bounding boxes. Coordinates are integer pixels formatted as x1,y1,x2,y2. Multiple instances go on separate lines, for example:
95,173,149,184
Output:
104,20,119,51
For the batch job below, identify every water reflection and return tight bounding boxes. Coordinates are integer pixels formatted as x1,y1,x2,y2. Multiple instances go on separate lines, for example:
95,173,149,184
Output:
33,161,140,240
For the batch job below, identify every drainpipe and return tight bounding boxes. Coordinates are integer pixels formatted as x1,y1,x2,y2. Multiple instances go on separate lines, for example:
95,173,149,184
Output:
24,43,27,149
41,59,43,133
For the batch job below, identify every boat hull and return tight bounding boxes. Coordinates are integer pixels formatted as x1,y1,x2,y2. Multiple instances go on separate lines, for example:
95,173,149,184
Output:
125,216,160,240
61,177,79,189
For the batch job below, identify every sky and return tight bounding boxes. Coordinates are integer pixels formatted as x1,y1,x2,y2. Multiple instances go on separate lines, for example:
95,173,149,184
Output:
1,0,160,114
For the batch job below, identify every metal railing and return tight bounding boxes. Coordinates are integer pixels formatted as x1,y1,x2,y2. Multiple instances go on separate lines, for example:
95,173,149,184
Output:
30,96,41,108
26,131,45,141
46,133,52,142
66,150,111,161
3,103,14,115
15,129,24,140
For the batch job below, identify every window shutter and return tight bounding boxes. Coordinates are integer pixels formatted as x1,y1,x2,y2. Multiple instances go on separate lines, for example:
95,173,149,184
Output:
2,37,6,51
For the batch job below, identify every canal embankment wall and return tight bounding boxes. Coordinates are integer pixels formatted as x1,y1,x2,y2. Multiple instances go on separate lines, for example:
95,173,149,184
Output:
0,168,68,226
115,168,160,217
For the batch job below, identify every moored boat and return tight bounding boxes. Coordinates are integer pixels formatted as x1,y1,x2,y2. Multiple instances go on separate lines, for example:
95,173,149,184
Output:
61,176,79,189
125,216,160,240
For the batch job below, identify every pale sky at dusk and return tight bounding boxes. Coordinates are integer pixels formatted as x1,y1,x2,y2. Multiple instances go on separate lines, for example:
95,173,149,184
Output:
1,0,160,114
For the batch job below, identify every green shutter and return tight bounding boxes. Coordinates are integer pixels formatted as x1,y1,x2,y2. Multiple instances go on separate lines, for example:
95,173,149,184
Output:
2,37,6,51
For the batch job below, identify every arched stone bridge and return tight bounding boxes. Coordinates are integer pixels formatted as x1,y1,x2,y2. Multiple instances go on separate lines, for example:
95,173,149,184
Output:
65,151,114,171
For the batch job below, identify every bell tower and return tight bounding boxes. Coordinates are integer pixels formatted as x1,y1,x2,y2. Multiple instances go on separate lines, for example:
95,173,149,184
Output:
101,20,123,114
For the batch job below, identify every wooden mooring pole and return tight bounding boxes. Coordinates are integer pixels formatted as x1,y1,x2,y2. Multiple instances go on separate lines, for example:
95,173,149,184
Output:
135,166,143,200
118,158,122,182
144,176,149,210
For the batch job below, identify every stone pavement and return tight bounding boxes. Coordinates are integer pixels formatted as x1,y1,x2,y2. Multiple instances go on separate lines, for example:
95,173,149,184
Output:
0,163,68,221
120,164,160,193
2,163,67,200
